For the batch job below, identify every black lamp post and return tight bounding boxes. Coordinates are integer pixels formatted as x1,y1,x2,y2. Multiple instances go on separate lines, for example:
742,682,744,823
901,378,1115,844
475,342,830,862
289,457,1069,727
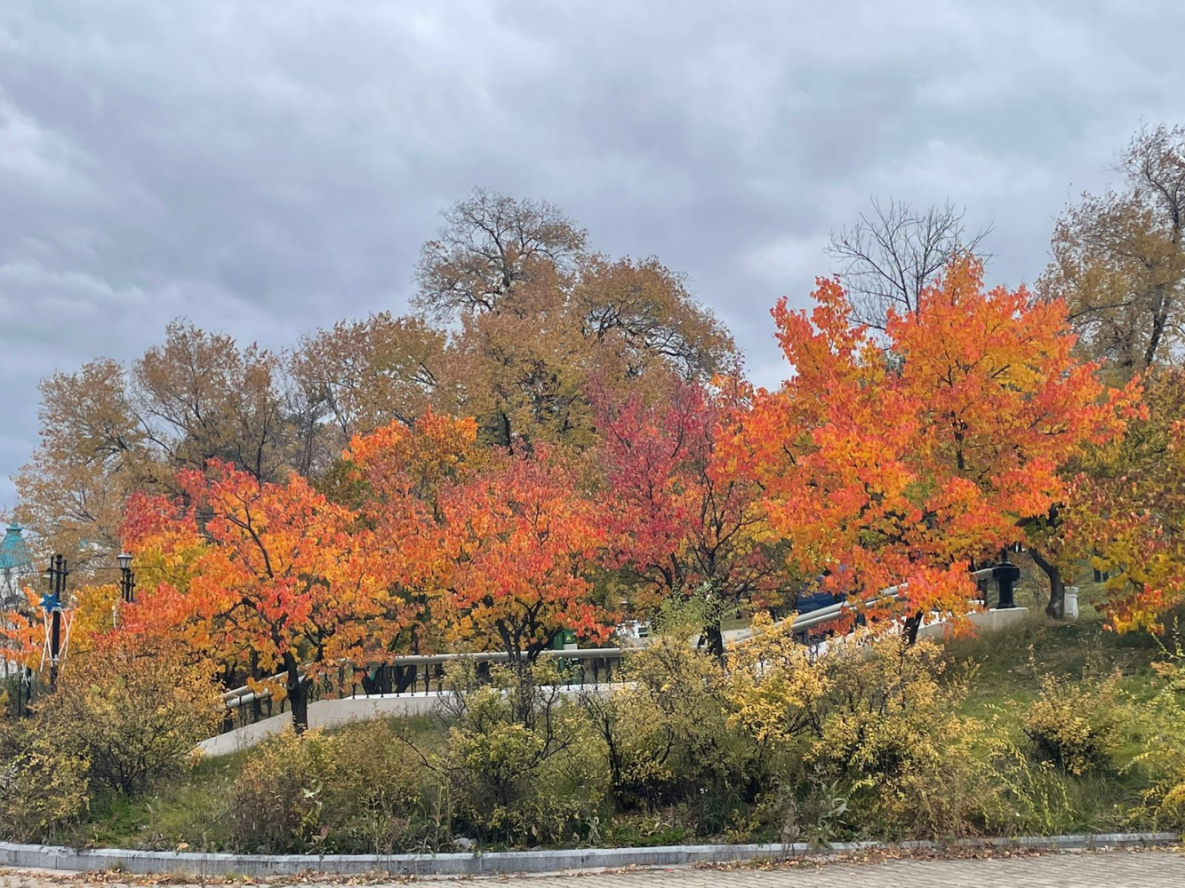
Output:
992,549,1022,609
42,554,68,691
117,552,135,604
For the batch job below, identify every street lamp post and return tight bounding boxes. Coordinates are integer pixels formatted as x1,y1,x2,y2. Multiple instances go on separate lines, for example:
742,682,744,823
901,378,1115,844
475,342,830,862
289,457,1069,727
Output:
118,552,135,604
117,550,135,611
113,552,136,629
41,554,68,691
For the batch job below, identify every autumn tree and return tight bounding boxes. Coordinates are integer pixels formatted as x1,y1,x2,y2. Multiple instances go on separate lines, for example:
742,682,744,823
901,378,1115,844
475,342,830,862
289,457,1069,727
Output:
417,190,737,450
0,586,40,696
123,462,411,732
343,411,481,511
593,374,783,658
341,412,613,664
436,448,613,661
572,255,736,382
1014,368,1143,621
438,260,596,449
414,187,588,320
1068,367,1185,633
16,322,297,569
13,359,146,569
338,412,481,682
827,198,991,331
736,259,1116,628
1041,124,1185,379
289,313,445,467
134,320,291,483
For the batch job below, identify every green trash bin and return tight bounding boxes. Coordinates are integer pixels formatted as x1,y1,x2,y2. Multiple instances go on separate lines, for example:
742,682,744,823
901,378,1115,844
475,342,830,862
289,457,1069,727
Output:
552,629,578,685
552,628,577,650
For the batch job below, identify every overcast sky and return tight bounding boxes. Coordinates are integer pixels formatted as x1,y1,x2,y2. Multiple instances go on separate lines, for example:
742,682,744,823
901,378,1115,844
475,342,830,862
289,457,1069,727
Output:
2,1,1184,511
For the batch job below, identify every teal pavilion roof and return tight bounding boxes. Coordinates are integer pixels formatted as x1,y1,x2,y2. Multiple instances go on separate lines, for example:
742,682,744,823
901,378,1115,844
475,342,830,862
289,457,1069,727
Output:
0,523,33,607
0,523,32,574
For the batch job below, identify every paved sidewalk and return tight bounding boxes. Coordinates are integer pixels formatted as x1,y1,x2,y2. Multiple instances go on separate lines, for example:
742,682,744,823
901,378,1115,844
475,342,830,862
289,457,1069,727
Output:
1,850,1183,887
506,852,1185,888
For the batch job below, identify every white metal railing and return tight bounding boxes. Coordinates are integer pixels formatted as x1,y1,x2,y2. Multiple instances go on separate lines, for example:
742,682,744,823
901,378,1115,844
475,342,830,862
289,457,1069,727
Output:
221,647,628,710
220,567,1002,714
785,567,995,634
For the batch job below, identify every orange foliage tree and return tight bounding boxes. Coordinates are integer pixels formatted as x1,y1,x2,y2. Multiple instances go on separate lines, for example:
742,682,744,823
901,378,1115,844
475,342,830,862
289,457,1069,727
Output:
0,588,41,692
123,461,414,731
437,448,613,661
342,414,612,663
338,412,480,684
732,259,1119,629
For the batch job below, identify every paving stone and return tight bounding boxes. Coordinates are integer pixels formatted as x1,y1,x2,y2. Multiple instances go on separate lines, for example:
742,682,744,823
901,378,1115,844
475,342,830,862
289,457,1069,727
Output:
491,851,1183,888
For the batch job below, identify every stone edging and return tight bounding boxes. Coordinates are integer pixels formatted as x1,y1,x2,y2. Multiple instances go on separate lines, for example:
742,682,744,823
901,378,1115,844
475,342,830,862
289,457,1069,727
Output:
0,833,1177,877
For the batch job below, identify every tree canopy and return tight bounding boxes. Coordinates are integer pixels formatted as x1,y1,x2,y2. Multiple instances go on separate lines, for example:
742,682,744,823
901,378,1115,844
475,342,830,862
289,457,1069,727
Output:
11,154,1185,732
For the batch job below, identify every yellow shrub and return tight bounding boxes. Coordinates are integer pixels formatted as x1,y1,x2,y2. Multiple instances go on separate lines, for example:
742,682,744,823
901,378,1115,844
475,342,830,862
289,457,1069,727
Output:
231,720,442,854
729,623,994,839
435,662,605,845
727,612,829,750
0,719,90,841
585,635,759,824
35,638,224,797
1133,641,1185,828
1024,673,1121,775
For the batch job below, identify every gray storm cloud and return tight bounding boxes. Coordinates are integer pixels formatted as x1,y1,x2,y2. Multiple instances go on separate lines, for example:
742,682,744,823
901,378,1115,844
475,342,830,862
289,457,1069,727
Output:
2,0,1184,507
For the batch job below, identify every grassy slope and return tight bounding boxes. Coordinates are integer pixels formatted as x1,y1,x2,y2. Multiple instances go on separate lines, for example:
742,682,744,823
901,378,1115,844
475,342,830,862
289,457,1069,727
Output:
938,573,1170,836
73,750,247,851
950,572,1162,699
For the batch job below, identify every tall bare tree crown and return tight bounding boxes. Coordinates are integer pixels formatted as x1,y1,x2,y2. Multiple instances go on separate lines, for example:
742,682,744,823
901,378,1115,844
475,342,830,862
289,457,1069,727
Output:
827,198,992,330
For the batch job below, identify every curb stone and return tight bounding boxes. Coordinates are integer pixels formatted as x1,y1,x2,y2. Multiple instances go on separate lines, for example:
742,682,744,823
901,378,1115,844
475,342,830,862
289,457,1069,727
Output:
0,833,1177,877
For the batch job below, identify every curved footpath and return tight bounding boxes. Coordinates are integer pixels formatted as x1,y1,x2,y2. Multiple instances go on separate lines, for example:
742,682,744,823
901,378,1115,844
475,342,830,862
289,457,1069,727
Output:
0,833,1177,878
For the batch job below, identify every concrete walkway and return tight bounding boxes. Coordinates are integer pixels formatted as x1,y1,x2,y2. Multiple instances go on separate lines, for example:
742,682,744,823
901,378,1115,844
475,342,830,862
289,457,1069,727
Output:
201,683,623,756
199,691,443,756
1,849,1182,886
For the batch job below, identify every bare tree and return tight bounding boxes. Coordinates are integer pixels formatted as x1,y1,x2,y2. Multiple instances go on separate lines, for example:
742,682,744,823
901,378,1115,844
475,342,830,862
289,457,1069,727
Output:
827,198,992,330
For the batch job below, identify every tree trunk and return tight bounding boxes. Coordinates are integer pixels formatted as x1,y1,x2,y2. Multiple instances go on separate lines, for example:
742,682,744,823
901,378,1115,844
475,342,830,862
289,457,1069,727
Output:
1030,547,1066,620
497,412,512,451
285,654,309,733
903,610,924,645
249,651,264,722
395,664,416,694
